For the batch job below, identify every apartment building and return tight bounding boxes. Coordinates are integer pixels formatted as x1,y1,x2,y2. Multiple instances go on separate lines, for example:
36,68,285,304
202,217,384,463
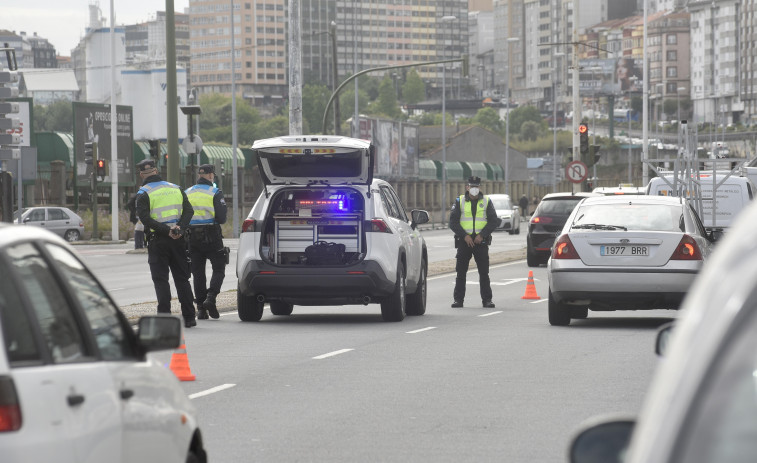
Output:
125,11,191,90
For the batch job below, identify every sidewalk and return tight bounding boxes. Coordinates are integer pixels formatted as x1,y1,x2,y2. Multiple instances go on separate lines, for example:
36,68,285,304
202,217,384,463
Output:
119,246,527,321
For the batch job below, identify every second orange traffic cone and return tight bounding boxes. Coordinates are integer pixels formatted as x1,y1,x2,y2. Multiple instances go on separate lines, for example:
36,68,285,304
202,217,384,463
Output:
521,270,540,300
169,337,196,382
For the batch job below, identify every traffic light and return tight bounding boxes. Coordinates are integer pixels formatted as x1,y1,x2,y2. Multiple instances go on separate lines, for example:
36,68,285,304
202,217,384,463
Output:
96,159,107,178
579,124,589,155
84,142,97,165
148,139,160,159
585,145,602,169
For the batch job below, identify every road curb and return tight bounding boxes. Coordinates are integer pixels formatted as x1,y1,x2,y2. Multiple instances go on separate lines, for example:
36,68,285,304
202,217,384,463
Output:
120,246,527,321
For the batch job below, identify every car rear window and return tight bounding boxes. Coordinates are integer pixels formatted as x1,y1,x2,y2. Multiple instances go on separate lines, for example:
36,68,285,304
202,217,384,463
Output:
264,150,363,178
490,198,513,210
573,203,684,232
538,198,583,215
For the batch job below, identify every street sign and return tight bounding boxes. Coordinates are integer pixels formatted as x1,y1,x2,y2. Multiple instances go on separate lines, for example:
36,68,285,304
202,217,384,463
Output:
566,160,588,184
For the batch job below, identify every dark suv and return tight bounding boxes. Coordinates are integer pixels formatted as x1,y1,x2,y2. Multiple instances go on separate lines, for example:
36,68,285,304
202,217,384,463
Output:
526,192,601,267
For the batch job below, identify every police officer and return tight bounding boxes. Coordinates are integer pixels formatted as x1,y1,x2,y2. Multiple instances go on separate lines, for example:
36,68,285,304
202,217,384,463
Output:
185,164,227,320
135,159,198,328
449,176,498,308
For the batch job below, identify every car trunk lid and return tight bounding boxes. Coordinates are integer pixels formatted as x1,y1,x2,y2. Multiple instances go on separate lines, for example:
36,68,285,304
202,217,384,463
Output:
568,230,682,267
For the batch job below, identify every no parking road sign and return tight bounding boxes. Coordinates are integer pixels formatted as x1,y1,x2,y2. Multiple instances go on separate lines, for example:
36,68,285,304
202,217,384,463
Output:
566,160,588,184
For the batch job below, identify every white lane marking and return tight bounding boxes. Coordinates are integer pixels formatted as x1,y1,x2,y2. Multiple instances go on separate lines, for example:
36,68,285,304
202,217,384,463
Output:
428,260,527,280
530,299,547,304
189,383,236,399
478,311,503,317
313,348,353,360
109,288,126,292
467,278,528,286
406,326,437,334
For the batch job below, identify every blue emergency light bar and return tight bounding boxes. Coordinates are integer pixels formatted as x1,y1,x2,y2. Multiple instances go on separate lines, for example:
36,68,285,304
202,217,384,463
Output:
296,198,349,212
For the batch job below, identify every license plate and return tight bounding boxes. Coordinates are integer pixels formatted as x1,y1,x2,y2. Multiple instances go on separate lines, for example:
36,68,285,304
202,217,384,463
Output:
600,245,649,256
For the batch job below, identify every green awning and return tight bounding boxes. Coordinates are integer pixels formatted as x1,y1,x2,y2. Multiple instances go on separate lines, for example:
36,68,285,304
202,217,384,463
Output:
35,132,74,166
201,144,245,169
488,163,505,181
462,162,488,181
433,160,465,181
134,140,189,169
241,147,256,170
419,159,437,180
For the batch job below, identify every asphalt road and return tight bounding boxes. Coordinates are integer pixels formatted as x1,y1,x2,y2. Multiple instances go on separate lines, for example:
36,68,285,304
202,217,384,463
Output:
146,260,671,462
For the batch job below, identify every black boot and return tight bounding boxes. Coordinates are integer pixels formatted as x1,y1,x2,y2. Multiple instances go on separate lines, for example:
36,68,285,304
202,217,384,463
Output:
204,293,219,319
451,300,464,308
184,317,197,328
197,301,209,320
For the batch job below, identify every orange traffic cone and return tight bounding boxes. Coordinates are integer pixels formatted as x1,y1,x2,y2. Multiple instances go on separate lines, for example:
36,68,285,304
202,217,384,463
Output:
521,270,540,300
169,337,196,382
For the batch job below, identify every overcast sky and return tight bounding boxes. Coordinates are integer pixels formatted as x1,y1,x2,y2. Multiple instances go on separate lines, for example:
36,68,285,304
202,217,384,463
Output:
5,1,190,56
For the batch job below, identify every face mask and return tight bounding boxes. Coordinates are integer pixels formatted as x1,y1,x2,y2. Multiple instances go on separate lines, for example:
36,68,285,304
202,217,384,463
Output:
469,187,480,197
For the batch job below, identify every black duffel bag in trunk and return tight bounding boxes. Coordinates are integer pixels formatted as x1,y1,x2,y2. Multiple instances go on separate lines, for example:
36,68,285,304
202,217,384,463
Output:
305,241,346,265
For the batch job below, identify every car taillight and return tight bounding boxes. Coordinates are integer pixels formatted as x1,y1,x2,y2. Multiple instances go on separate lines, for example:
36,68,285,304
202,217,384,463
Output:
670,234,703,260
0,376,22,432
552,235,580,259
531,216,552,224
242,219,256,233
367,219,392,233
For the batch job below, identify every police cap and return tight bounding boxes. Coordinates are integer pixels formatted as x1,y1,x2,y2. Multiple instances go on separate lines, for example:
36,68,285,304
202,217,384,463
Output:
198,164,215,174
467,176,482,186
136,159,156,172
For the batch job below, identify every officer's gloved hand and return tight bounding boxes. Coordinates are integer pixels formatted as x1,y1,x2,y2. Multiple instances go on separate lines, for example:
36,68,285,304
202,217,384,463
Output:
464,235,474,248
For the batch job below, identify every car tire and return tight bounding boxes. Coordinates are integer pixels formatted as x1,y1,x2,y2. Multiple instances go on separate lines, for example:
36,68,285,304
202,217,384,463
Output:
381,263,406,322
527,239,539,268
406,261,426,316
515,219,521,234
548,289,571,326
570,306,589,319
270,301,294,316
237,285,264,322
64,229,81,242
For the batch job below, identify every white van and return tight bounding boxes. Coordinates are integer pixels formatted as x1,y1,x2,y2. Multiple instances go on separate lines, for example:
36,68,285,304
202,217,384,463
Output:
646,172,756,229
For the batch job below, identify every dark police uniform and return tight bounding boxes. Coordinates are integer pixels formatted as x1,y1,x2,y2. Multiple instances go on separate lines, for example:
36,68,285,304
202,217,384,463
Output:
449,176,499,308
134,159,197,327
185,164,227,320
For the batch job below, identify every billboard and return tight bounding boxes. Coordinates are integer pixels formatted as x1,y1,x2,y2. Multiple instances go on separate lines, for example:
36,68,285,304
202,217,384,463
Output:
73,102,134,187
357,117,419,179
579,58,643,94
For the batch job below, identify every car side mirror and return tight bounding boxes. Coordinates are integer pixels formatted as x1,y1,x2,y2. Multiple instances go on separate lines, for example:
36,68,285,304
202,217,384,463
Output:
569,419,635,463
23,217,31,223
708,229,724,243
655,321,674,357
410,209,430,230
137,315,182,352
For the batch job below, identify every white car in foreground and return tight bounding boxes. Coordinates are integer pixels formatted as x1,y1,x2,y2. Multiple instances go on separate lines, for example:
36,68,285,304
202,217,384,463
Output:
0,224,206,463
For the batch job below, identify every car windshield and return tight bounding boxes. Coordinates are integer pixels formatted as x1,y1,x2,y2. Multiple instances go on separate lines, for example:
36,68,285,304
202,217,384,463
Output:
572,203,684,232
490,198,512,210
538,198,583,216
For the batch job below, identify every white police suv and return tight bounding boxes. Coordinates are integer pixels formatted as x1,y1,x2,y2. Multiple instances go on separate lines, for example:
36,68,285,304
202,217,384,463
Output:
236,135,430,322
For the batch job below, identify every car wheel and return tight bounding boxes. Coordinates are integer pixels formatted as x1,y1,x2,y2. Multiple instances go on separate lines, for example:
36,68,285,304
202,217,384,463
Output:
570,307,589,319
515,219,521,234
381,263,406,322
527,239,539,267
270,301,294,316
406,261,426,316
548,289,571,326
64,229,81,242
237,285,264,322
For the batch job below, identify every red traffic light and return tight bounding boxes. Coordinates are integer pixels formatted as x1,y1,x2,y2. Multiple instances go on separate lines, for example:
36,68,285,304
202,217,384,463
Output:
97,159,105,168
578,124,588,134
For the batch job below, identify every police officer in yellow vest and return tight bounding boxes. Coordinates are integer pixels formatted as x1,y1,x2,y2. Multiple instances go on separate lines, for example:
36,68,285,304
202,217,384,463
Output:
185,164,227,320
449,176,499,308
135,159,198,328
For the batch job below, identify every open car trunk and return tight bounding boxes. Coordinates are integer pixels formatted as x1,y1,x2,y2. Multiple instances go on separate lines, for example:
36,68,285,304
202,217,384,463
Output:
259,187,366,266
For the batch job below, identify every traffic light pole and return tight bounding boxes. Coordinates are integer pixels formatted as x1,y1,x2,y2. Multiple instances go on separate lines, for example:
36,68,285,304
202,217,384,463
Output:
91,162,98,241
571,0,582,194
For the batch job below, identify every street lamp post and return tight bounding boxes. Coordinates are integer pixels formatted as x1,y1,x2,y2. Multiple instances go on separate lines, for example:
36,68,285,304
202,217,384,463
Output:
552,52,564,193
504,37,519,196
440,15,456,225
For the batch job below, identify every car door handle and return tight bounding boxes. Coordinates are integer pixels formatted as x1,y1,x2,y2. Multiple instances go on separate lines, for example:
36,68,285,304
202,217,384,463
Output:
120,389,134,400
67,394,85,407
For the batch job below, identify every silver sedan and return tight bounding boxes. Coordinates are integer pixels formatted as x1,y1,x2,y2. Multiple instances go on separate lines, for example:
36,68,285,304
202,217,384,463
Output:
547,195,717,326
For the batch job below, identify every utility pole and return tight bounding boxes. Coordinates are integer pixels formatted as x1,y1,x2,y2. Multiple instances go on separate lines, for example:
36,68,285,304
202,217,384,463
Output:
288,0,302,135
330,21,340,135
571,0,582,193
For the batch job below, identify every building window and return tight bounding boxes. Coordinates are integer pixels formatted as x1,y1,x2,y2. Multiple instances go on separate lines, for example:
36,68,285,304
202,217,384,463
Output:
666,34,677,45
666,66,678,78
667,50,677,61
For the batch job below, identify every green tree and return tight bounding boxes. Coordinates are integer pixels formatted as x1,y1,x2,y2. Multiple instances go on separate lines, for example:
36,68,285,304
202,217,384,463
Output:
198,93,262,144
367,75,401,119
472,107,503,133
33,100,73,132
255,115,290,139
302,83,330,133
402,69,426,105
507,106,543,135
520,120,542,141
338,86,370,126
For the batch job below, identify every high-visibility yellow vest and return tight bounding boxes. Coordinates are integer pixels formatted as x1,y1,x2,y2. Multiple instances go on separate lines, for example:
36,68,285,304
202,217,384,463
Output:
185,184,218,225
459,194,489,234
137,181,183,226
